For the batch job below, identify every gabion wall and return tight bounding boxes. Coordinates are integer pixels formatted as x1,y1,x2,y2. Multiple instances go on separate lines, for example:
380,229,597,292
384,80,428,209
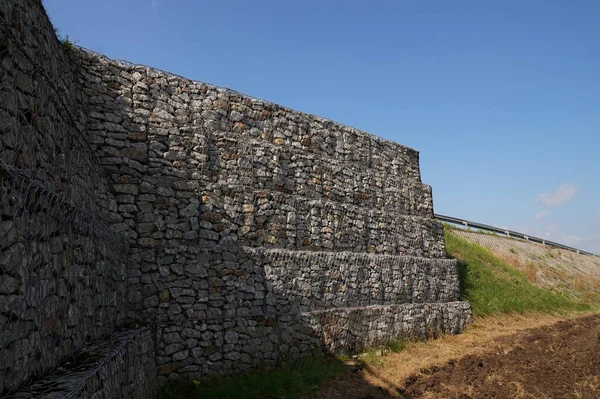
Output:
1,0,153,397
7,328,156,399
73,48,471,383
2,0,471,393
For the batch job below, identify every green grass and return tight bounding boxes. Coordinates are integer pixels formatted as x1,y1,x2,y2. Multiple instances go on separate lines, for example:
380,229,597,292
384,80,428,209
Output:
359,337,407,367
157,353,346,399
445,229,591,317
387,338,407,353
360,349,384,367
59,34,78,54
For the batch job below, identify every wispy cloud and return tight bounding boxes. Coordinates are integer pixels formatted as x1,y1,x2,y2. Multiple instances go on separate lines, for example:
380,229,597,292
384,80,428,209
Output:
597,212,600,224
535,210,551,220
151,0,159,16
534,184,576,206
543,223,600,254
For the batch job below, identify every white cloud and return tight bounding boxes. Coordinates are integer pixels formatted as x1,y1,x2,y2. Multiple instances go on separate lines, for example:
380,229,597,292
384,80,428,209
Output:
597,212,600,224
535,210,551,220
542,223,600,255
534,184,576,206
543,223,559,238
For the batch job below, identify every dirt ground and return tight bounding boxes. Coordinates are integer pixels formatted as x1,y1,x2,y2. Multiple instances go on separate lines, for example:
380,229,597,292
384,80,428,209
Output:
315,313,600,399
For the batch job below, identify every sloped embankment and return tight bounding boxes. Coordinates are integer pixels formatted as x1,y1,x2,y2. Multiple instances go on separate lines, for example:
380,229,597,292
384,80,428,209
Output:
450,227,600,302
445,228,595,316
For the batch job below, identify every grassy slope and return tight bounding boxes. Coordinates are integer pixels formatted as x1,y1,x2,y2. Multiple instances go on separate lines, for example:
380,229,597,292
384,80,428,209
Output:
159,229,593,399
445,228,591,317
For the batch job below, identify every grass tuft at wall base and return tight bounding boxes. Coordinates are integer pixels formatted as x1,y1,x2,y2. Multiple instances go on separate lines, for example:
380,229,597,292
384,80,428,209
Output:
445,229,592,317
157,353,346,399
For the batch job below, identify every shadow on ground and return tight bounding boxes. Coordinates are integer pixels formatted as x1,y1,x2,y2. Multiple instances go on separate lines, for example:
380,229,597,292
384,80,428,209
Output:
316,313,600,399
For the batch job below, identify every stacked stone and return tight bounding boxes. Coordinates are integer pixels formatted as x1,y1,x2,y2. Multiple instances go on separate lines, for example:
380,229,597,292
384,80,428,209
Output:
7,328,156,399
0,0,473,392
73,47,472,385
196,186,445,256
246,249,462,312
0,0,136,396
306,302,472,354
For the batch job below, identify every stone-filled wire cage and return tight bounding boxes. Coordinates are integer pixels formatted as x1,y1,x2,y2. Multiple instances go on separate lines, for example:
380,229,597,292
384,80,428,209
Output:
0,1,155,397
1,0,472,396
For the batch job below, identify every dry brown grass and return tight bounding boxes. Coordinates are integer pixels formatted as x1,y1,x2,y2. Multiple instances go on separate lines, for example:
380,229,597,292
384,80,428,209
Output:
573,376,600,398
523,262,538,283
574,275,600,292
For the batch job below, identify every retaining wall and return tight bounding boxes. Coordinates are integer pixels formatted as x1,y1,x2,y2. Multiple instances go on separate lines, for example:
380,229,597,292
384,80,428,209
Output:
73,49,471,383
7,328,156,399
0,0,151,396
1,0,471,394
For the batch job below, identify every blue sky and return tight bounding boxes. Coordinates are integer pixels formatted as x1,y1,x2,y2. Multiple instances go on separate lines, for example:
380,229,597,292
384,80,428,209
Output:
44,0,600,253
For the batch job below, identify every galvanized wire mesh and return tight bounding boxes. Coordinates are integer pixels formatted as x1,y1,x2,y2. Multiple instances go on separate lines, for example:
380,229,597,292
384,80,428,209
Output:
0,1,145,397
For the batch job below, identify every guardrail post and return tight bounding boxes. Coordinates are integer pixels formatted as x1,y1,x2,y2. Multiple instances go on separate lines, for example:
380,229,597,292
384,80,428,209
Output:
434,214,597,257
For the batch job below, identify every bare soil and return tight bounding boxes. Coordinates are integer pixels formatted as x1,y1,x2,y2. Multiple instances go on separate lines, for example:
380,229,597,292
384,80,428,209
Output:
314,313,600,399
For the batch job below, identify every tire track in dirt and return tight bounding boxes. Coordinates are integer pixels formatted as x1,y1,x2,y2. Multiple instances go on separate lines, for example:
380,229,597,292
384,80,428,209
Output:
400,314,600,399
314,313,600,399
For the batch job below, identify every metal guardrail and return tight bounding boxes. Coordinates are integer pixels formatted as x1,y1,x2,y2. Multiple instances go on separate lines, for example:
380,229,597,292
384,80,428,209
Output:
435,214,598,257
